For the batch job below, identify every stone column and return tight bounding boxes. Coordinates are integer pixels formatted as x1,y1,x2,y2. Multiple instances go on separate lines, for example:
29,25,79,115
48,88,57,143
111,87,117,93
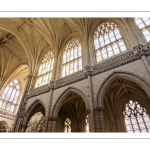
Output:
93,106,105,132
84,66,96,132
46,117,57,132
12,74,33,132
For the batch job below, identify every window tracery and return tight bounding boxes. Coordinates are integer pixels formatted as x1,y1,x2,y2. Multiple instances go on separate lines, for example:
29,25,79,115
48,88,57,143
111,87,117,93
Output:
135,17,150,42
64,118,71,132
35,51,54,88
62,39,82,77
94,21,127,62
0,79,20,113
124,100,150,133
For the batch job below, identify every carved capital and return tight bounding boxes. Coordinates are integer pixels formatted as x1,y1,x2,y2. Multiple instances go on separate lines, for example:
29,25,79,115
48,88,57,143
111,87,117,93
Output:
49,80,54,89
48,117,57,121
84,65,93,76
133,44,150,57
86,108,91,114
94,106,104,111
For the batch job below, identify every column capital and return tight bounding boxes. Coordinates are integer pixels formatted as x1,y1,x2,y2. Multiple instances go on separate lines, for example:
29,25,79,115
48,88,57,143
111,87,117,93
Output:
94,106,104,111
83,65,93,76
48,117,57,121
86,108,91,114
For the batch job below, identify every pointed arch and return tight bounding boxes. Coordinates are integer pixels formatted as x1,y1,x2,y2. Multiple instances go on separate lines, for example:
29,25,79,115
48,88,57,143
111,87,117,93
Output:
26,99,46,116
52,86,90,117
96,71,150,107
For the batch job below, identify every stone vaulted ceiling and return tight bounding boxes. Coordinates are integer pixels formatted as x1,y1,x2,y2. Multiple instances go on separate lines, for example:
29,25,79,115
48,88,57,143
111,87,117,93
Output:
0,18,125,89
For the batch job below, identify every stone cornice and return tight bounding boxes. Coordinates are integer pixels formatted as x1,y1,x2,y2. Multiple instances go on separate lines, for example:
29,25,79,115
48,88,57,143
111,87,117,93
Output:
27,43,150,99
53,70,86,89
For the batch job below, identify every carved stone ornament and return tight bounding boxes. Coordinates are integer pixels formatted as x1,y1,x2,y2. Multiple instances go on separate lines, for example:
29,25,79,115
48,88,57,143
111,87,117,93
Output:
86,108,91,114
48,117,57,121
27,43,150,99
0,109,15,118
94,106,104,111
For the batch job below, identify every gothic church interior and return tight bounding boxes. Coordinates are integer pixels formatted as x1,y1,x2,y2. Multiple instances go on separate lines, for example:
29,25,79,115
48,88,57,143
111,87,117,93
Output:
0,18,150,132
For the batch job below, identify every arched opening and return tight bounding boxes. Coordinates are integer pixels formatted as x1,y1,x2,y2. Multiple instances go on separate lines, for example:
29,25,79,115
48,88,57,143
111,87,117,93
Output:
102,77,150,132
25,102,45,132
56,92,87,132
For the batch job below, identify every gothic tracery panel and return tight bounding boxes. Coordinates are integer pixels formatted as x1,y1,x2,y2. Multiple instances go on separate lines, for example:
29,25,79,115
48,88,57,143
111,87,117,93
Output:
124,100,150,133
94,21,127,62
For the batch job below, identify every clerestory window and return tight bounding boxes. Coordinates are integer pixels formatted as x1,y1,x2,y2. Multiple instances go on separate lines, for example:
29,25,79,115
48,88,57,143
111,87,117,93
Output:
124,100,150,133
35,51,54,88
134,17,150,42
62,39,82,77
93,21,127,63
0,79,20,113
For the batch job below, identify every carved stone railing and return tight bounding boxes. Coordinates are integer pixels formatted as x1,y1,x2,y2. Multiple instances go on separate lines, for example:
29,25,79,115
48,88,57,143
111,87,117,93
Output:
27,83,51,98
0,109,15,119
27,43,150,98
53,70,86,89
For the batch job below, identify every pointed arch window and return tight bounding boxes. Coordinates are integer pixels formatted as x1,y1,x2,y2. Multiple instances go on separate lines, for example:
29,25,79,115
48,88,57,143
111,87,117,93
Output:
35,51,54,88
124,100,150,133
0,79,20,112
62,39,82,77
134,17,150,42
85,115,89,132
93,21,127,63
64,118,71,132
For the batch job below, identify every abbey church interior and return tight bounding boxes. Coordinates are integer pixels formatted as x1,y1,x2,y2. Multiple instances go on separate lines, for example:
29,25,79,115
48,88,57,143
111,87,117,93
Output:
0,18,150,133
